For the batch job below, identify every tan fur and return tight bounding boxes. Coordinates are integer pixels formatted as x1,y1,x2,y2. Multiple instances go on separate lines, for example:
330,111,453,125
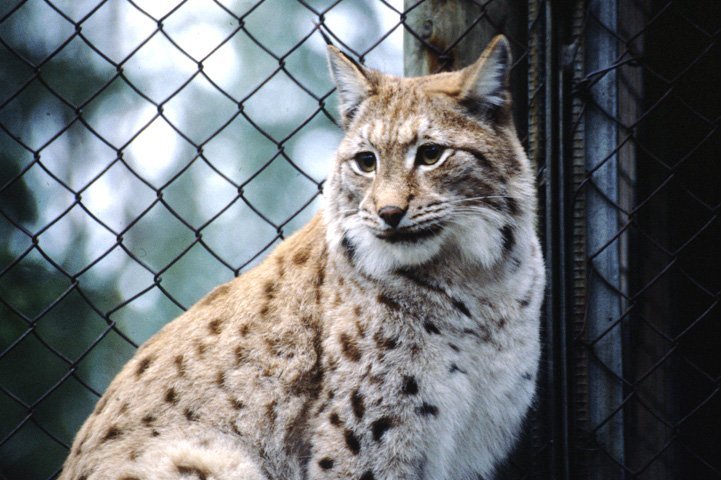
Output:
61,36,544,480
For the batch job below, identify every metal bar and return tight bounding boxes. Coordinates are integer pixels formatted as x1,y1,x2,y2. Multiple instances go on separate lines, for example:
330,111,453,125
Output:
583,1,625,479
544,0,573,476
403,0,485,75
402,0,527,131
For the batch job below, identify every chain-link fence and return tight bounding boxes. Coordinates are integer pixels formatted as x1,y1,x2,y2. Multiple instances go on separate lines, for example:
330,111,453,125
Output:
0,1,719,479
566,0,721,478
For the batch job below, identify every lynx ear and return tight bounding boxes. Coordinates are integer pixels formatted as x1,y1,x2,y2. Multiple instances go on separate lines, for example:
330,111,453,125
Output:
459,35,512,117
327,46,375,128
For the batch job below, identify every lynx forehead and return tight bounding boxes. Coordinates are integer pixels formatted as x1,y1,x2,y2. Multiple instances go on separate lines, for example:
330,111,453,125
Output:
61,35,544,480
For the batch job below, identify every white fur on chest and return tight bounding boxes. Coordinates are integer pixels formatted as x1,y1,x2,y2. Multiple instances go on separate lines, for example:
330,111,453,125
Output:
421,309,539,479
414,275,541,479
323,241,544,480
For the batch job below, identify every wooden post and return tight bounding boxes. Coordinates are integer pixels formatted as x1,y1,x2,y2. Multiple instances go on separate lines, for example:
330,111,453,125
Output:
403,0,527,136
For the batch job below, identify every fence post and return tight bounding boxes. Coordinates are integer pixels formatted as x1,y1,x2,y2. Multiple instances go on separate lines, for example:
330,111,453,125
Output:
581,1,625,478
403,0,527,134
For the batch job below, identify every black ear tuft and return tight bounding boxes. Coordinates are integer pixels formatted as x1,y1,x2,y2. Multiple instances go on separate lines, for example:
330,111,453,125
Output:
317,23,334,46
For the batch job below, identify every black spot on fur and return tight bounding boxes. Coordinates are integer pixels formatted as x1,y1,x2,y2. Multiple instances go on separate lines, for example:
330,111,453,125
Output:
449,363,468,374
102,426,123,441
318,457,334,470
351,389,365,419
402,375,419,395
174,355,186,377
176,463,209,479
371,417,394,441
136,356,152,377
522,372,534,381
340,333,362,362
417,403,439,416
505,196,519,216
377,292,401,311
208,318,223,335
500,224,516,253
424,321,440,334
451,298,471,318
265,400,277,424
151,429,160,437
292,246,311,265
329,412,341,427
164,387,178,404
518,290,532,308
184,408,199,421
360,470,375,480
373,331,397,350
341,234,356,264
448,343,460,352
345,429,361,454
230,397,244,410
142,414,156,426
263,280,276,299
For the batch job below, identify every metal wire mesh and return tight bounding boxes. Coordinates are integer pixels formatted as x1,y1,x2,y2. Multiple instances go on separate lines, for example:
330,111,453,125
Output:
567,0,721,478
1,0,718,479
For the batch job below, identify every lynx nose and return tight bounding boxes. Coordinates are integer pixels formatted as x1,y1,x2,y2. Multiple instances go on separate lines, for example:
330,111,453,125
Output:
378,206,406,228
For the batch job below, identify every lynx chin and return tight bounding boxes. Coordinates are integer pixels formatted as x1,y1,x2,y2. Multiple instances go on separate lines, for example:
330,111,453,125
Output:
61,35,545,480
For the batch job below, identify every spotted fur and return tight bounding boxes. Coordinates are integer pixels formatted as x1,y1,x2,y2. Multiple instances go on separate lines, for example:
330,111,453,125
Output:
60,35,544,480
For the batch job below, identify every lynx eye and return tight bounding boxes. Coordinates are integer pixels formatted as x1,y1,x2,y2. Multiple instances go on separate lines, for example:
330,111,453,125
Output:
416,144,445,166
354,151,376,173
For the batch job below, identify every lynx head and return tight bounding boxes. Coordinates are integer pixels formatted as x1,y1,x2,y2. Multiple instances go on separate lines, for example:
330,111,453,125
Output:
323,36,536,277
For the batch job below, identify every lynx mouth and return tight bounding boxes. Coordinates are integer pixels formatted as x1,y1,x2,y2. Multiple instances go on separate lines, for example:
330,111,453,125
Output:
374,224,445,244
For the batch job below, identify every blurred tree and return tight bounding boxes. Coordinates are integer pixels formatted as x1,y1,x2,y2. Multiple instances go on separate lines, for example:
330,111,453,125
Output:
0,5,124,479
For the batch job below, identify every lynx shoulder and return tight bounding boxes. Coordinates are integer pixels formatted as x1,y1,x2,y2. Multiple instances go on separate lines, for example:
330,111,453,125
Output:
61,35,544,480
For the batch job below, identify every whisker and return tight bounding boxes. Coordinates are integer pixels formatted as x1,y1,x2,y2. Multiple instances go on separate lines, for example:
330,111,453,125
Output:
444,195,513,204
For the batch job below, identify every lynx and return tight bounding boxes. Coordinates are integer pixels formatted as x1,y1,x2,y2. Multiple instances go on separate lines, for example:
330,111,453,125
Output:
60,35,544,480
